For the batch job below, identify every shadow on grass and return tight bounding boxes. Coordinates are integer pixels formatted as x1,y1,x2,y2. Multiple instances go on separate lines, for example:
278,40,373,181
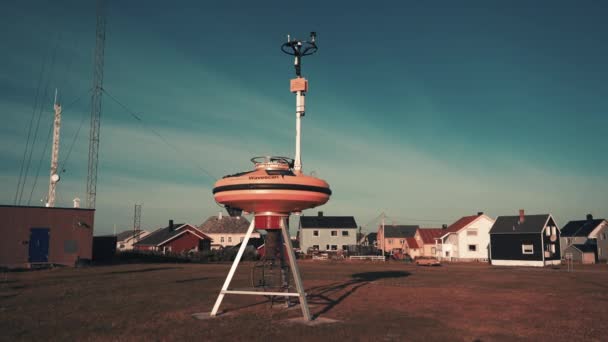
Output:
307,271,411,319
175,277,215,284
105,267,182,275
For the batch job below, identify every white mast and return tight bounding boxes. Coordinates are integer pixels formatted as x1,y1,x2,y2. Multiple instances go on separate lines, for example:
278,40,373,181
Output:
46,89,62,207
282,32,317,173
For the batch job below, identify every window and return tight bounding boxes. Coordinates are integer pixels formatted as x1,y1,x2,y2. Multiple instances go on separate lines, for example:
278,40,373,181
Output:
331,245,338,250
313,230,319,237
388,239,393,244
399,239,404,244
467,229,478,236
326,244,330,250
552,226,557,236
545,227,551,236
522,244,534,254
468,244,477,252
220,237,225,243
567,238,573,244
431,247,436,254
550,244,556,253
342,231,349,236
342,245,348,251
331,230,337,236
228,237,232,243
312,245,319,250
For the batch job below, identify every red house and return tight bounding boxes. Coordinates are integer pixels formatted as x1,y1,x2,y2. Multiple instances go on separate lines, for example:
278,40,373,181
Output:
134,220,211,253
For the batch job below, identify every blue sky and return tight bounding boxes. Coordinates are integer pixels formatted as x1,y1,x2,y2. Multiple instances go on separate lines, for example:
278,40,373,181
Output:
1,0,607,235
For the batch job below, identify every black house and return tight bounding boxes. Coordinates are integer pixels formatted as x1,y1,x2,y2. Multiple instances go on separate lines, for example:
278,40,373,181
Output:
489,210,561,267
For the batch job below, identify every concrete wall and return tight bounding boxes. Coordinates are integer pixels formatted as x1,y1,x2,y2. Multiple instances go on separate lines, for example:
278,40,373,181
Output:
0,206,94,268
300,227,357,252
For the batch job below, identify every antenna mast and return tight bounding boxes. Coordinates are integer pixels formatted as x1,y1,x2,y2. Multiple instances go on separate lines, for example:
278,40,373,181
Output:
281,32,318,173
46,89,62,207
87,0,106,209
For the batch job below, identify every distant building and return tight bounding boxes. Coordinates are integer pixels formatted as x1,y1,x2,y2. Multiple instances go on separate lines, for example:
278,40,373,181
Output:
360,232,378,248
299,212,357,253
560,214,608,263
417,228,445,257
377,224,419,255
116,229,150,251
563,244,596,264
489,210,561,267
199,213,260,249
134,221,211,253
435,213,495,261
0,205,94,268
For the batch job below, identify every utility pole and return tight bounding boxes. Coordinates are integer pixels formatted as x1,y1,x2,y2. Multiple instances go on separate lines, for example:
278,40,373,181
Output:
133,203,142,242
46,89,62,207
86,0,106,209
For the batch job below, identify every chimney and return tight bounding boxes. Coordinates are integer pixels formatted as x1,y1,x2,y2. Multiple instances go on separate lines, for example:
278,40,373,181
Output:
218,211,223,220
442,224,448,229
477,212,484,216
519,209,525,224
318,211,323,217
169,219,174,230
587,213,593,221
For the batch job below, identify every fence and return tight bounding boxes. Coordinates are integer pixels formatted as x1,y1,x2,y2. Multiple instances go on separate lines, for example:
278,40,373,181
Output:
349,255,385,262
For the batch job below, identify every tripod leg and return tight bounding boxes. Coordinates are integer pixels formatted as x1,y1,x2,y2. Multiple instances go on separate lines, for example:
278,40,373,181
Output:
281,217,312,321
210,217,256,317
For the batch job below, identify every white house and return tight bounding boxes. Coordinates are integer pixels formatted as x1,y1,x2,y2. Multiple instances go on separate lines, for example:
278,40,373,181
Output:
116,230,150,251
435,212,495,261
299,212,357,253
199,213,260,249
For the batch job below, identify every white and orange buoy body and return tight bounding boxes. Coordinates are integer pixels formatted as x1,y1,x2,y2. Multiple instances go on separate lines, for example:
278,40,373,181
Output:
213,156,331,230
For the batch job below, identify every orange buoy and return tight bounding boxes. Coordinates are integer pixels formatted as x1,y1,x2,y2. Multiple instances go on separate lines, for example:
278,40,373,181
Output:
213,156,331,229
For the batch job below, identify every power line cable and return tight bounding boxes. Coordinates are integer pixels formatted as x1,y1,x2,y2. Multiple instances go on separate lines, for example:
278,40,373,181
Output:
58,89,92,174
102,88,217,182
28,107,54,205
14,45,50,204
17,36,60,205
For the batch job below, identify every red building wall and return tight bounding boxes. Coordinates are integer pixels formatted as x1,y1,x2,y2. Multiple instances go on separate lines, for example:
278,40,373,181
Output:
161,230,203,253
0,205,95,268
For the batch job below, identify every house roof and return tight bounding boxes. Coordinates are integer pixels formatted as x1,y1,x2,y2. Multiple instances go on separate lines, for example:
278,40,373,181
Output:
300,216,357,229
489,214,551,234
569,244,597,253
405,237,420,249
418,228,445,244
446,215,480,233
116,230,147,242
135,223,208,246
560,219,605,237
383,225,419,238
199,216,251,234
365,232,377,244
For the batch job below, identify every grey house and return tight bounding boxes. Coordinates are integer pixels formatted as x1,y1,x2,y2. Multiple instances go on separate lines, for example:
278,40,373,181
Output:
299,212,357,253
560,214,608,263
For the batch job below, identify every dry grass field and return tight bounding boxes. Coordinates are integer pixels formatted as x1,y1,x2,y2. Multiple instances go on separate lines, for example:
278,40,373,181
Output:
1,261,607,341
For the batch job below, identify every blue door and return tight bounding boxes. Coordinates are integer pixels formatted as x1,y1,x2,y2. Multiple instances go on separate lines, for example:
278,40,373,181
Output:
29,228,50,263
